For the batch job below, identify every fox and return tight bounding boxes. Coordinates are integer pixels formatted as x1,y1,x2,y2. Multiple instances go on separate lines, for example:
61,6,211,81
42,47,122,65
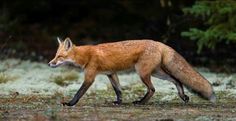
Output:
48,37,216,106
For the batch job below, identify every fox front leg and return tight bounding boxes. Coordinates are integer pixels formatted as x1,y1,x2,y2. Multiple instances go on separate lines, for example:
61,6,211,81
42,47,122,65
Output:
62,70,96,106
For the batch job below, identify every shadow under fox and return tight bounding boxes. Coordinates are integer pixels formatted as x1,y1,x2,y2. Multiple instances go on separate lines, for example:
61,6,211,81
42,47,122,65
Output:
48,37,216,106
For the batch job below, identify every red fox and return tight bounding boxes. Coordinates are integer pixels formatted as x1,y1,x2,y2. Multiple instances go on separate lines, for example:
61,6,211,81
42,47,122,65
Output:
48,37,216,106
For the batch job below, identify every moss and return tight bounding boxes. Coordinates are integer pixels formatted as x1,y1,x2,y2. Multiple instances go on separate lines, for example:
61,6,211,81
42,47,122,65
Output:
0,72,16,84
53,71,79,86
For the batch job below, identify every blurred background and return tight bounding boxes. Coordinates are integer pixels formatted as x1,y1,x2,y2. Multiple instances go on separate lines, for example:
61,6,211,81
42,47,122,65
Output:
0,0,235,72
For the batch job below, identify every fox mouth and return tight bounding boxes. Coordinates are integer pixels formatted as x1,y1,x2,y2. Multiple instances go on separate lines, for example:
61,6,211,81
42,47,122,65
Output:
48,63,62,68
48,61,64,68
48,60,74,68
49,64,59,68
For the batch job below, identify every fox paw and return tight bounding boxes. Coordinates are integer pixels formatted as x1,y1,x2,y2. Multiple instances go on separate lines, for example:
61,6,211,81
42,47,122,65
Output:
183,95,189,103
61,102,69,106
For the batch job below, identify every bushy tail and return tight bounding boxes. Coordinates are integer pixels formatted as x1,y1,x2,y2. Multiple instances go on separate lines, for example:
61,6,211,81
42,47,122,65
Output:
163,51,216,102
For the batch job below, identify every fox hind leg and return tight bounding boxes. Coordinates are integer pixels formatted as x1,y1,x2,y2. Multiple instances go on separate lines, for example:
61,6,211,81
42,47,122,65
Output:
172,79,189,103
107,74,122,105
134,59,157,105
133,73,155,105
167,74,189,103
152,69,189,103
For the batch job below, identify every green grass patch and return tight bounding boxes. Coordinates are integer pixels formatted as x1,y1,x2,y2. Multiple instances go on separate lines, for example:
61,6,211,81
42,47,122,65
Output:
53,70,79,86
0,72,16,84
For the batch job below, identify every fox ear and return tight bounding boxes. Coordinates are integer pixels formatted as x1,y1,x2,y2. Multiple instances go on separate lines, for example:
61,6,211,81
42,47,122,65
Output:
64,37,73,50
57,37,62,45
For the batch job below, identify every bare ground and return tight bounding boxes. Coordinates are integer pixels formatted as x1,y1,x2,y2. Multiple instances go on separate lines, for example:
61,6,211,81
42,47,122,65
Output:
0,91,236,121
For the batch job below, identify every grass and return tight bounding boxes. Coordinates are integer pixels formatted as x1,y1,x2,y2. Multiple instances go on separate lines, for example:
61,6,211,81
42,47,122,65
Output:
53,70,79,86
0,72,16,84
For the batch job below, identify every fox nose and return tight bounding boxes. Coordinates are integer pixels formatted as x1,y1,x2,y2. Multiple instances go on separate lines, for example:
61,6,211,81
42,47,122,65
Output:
48,61,58,68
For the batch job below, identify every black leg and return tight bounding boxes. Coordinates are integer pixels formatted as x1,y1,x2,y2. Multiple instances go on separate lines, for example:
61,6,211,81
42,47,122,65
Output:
170,75,189,103
62,69,96,106
175,81,189,103
62,81,94,106
133,75,155,105
107,74,122,105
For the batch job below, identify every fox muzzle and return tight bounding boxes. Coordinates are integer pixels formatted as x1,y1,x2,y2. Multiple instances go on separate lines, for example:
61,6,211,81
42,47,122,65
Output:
48,62,58,68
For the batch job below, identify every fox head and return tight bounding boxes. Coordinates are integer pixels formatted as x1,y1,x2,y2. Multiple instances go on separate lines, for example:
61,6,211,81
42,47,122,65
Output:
48,37,76,68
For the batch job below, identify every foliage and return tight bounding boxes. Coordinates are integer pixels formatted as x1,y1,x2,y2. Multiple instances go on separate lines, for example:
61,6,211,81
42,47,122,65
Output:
181,0,236,53
0,7,18,32
0,1,198,60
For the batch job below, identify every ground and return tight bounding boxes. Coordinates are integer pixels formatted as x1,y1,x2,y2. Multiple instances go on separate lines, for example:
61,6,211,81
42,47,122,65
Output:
0,59,236,121
0,92,236,121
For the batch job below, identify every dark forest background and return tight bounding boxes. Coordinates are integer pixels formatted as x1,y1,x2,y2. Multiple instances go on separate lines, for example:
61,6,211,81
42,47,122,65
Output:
0,0,236,72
